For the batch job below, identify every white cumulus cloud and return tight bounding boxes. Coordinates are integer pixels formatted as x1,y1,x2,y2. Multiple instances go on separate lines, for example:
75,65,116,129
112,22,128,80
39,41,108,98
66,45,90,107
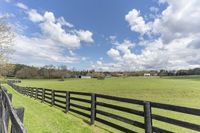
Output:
125,9,150,34
28,9,44,22
94,0,200,71
12,2,94,65
15,3,94,49
76,30,94,43
12,35,80,65
107,48,121,61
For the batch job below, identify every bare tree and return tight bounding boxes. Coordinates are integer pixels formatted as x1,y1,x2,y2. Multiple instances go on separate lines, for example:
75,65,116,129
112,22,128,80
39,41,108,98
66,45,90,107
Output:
0,17,14,62
0,17,14,77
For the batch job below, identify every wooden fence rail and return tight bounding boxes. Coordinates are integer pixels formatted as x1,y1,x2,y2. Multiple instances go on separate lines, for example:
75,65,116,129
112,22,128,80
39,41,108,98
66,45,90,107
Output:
0,84,27,133
7,81,200,133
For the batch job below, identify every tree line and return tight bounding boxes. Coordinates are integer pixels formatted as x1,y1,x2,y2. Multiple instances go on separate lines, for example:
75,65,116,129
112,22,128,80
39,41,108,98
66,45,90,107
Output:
0,64,105,79
1,64,200,79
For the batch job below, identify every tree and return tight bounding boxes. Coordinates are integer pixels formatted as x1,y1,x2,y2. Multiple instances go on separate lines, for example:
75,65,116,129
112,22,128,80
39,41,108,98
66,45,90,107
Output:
16,66,38,79
158,70,169,76
0,63,15,77
0,17,14,77
0,17,13,62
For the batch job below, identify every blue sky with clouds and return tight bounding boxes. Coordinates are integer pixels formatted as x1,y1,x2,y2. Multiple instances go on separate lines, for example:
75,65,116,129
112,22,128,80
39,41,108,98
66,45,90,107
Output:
1,0,200,71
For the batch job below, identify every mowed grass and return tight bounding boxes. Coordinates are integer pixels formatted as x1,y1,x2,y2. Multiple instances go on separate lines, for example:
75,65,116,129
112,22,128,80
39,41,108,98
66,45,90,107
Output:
7,76,200,133
3,84,108,133
18,76,200,108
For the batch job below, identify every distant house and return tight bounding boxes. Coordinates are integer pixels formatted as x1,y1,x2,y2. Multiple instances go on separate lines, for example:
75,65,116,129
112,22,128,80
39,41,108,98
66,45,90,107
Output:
79,76,91,79
144,73,151,77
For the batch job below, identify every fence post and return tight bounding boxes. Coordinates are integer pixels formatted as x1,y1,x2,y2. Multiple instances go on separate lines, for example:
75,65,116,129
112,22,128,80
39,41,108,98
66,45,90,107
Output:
42,89,45,102
0,90,2,130
11,107,25,133
31,88,33,98
8,93,12,100
19,86,22,94
5,93,12,130
51,90,55,106
23,87,25,95
21,87,24,95
35,88,38,99
16,85,19,93
144,102,152,133
21,87,24,94
26,87,29,96
90,93,96,125
24,87,27,96
28,87,31,97
26,87,28,96
65,91,70,113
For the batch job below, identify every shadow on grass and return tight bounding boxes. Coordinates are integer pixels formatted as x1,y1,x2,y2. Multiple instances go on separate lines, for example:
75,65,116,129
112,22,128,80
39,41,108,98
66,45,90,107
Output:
68,112,114,133
19,96,114,133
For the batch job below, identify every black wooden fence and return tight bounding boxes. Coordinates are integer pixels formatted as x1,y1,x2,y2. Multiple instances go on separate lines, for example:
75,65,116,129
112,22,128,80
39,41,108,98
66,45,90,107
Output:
0,85,27,133
7,81,200,133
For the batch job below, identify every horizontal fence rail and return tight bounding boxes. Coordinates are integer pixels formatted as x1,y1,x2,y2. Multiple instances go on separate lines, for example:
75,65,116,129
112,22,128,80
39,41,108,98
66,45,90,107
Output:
0,84,27,133
7,81,200,133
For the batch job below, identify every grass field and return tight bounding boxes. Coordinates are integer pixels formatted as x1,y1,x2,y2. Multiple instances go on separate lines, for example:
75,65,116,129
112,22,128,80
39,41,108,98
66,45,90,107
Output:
4,76,200,133
3,84,107,133
18,76,200,108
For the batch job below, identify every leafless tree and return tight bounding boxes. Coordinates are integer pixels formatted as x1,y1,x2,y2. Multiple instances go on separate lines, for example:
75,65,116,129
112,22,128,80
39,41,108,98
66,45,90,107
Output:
0,17,14,63
0,17,14,77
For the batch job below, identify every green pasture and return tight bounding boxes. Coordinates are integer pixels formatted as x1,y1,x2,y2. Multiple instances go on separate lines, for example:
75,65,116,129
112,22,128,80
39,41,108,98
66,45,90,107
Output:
3,76,200,133
18,76,200,108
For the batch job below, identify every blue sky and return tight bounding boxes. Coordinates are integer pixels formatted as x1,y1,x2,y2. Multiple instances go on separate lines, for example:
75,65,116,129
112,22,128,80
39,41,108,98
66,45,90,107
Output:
1,0,200,71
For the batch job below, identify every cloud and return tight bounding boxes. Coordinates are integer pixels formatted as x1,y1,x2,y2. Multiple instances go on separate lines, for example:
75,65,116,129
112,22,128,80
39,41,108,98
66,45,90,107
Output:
16,2,28,10
115,40,135,54
154,0,200,43
0,13,15,19
27,10,93,48
28,9,44,22
39,17,81,48
12,2,94,65
188,37,200,49
96,60,102,65
69,50,76,56
76,30,94,43
12,35,80,65
149,7,159,13
15,3,94,49
94,0,200,71
12,1,200,70
57,17,73,28
125,9,150,34
4,0,11,3
43,11,56,22
107,48,121,61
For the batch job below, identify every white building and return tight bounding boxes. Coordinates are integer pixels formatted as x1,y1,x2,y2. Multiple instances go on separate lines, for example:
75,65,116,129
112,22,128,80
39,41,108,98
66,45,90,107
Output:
144,73,151,77
79,76,91,79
